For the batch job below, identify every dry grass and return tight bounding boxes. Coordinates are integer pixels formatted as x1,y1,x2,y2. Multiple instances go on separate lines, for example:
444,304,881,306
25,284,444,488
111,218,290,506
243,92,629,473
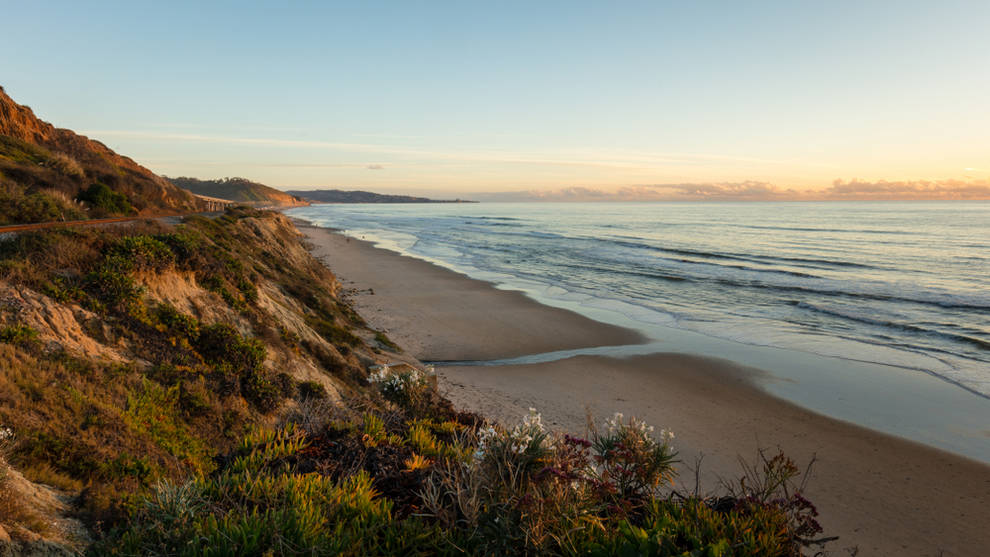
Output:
0,458,53,541
47,153,84,179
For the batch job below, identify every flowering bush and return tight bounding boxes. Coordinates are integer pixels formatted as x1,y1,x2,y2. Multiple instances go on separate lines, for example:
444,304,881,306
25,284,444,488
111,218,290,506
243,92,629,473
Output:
0,426,14,458
367,364,431,408
422,409,681,551
0,426,13,487
591,412,678,507
473,408,550,465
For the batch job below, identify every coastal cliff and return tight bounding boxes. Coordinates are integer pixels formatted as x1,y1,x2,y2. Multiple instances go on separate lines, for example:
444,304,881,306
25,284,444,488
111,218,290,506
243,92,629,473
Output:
0,86,208,222
0,208,419,551
167,177,309,209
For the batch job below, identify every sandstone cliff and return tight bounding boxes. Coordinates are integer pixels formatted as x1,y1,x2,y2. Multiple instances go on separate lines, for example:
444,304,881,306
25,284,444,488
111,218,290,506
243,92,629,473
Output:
0,86,209,219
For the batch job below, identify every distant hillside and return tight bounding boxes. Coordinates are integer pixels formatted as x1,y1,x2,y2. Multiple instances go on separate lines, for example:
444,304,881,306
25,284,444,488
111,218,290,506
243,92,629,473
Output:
0,86,208,224
287,189,475,204
168,176,309,208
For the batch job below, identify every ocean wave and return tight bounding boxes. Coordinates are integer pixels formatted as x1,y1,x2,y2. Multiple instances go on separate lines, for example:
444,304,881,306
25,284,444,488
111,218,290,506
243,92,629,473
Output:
557,261,691,283
603,237,881,271
472,216,525,221
710,278,990,312
736,224,920,235
793,301,990,352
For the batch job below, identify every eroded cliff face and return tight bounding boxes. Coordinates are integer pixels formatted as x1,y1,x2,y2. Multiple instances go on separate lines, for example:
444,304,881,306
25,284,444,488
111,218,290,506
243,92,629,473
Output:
0,209,405,550
0,85,208,215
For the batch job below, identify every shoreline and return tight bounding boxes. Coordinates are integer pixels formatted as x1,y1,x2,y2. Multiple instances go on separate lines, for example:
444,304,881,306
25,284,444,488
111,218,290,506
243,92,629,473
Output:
298,221,990,556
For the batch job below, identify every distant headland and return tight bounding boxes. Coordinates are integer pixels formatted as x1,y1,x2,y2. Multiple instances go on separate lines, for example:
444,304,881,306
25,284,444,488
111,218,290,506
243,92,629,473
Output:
287,189,476,204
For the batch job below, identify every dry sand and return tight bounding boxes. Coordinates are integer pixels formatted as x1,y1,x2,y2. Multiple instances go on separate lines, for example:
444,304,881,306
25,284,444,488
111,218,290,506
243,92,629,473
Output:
300,223,990,557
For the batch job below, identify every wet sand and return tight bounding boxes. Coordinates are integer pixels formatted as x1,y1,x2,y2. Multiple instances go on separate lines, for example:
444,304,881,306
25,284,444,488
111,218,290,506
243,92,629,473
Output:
300,222,990,556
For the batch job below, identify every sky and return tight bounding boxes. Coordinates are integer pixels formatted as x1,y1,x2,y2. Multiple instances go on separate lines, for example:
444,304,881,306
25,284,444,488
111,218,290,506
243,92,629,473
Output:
2,1,989,200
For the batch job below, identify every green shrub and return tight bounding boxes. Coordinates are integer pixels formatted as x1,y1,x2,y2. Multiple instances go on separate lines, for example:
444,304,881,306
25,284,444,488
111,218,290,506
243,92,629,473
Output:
193,324,265,372
236,276,258,304
199,275,248,311
155,304,199,338
241,368,282,413
297,380,327,400
124,379,211,473
41,275,85,303
108,235,175,272
155,231,201,262
191,324,280,411
0,190,85,225
0,324,39,345
84,267,142,307
76,182,134,215
100,453,154,484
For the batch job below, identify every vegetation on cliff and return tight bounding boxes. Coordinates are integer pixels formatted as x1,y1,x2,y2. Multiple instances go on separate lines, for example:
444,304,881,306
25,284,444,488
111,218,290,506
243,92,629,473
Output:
167,177,309,208
0,86,208,224
0,208,386,546
0,207,826,555
287,188,474,204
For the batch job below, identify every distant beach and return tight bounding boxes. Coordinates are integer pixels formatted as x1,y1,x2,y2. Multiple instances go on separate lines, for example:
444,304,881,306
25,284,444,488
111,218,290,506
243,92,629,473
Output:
297,220,990,556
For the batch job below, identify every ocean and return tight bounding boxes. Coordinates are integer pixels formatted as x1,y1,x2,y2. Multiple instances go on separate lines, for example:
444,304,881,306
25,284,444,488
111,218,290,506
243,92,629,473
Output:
288,201,990,460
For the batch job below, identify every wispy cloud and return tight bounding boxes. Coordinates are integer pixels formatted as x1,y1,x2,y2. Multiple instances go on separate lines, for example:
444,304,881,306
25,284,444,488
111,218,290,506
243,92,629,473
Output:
473,179,990,202
80,129,990,201
822,179,990,200
78,129,813,171
474,182,797,202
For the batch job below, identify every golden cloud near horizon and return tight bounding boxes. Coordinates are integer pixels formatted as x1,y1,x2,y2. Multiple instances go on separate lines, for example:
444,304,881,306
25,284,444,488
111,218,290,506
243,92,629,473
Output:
470,179,990,202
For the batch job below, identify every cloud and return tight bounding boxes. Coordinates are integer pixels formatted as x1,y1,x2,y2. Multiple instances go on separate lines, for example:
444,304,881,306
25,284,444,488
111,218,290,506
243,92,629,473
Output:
474,179,990,202
79,129,812,171
642,181,798,199
474,181,800,202
821,179,990,200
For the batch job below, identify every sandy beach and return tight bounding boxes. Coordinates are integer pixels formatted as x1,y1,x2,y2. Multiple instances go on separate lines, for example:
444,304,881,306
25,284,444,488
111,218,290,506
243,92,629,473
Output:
300,223,990,557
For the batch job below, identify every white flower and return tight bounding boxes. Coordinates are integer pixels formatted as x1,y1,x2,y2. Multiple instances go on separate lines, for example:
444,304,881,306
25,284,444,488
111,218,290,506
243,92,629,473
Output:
604,412,624,434
602,413,673,446
473,424,499,462
367,367,390,383
520,408,545,432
